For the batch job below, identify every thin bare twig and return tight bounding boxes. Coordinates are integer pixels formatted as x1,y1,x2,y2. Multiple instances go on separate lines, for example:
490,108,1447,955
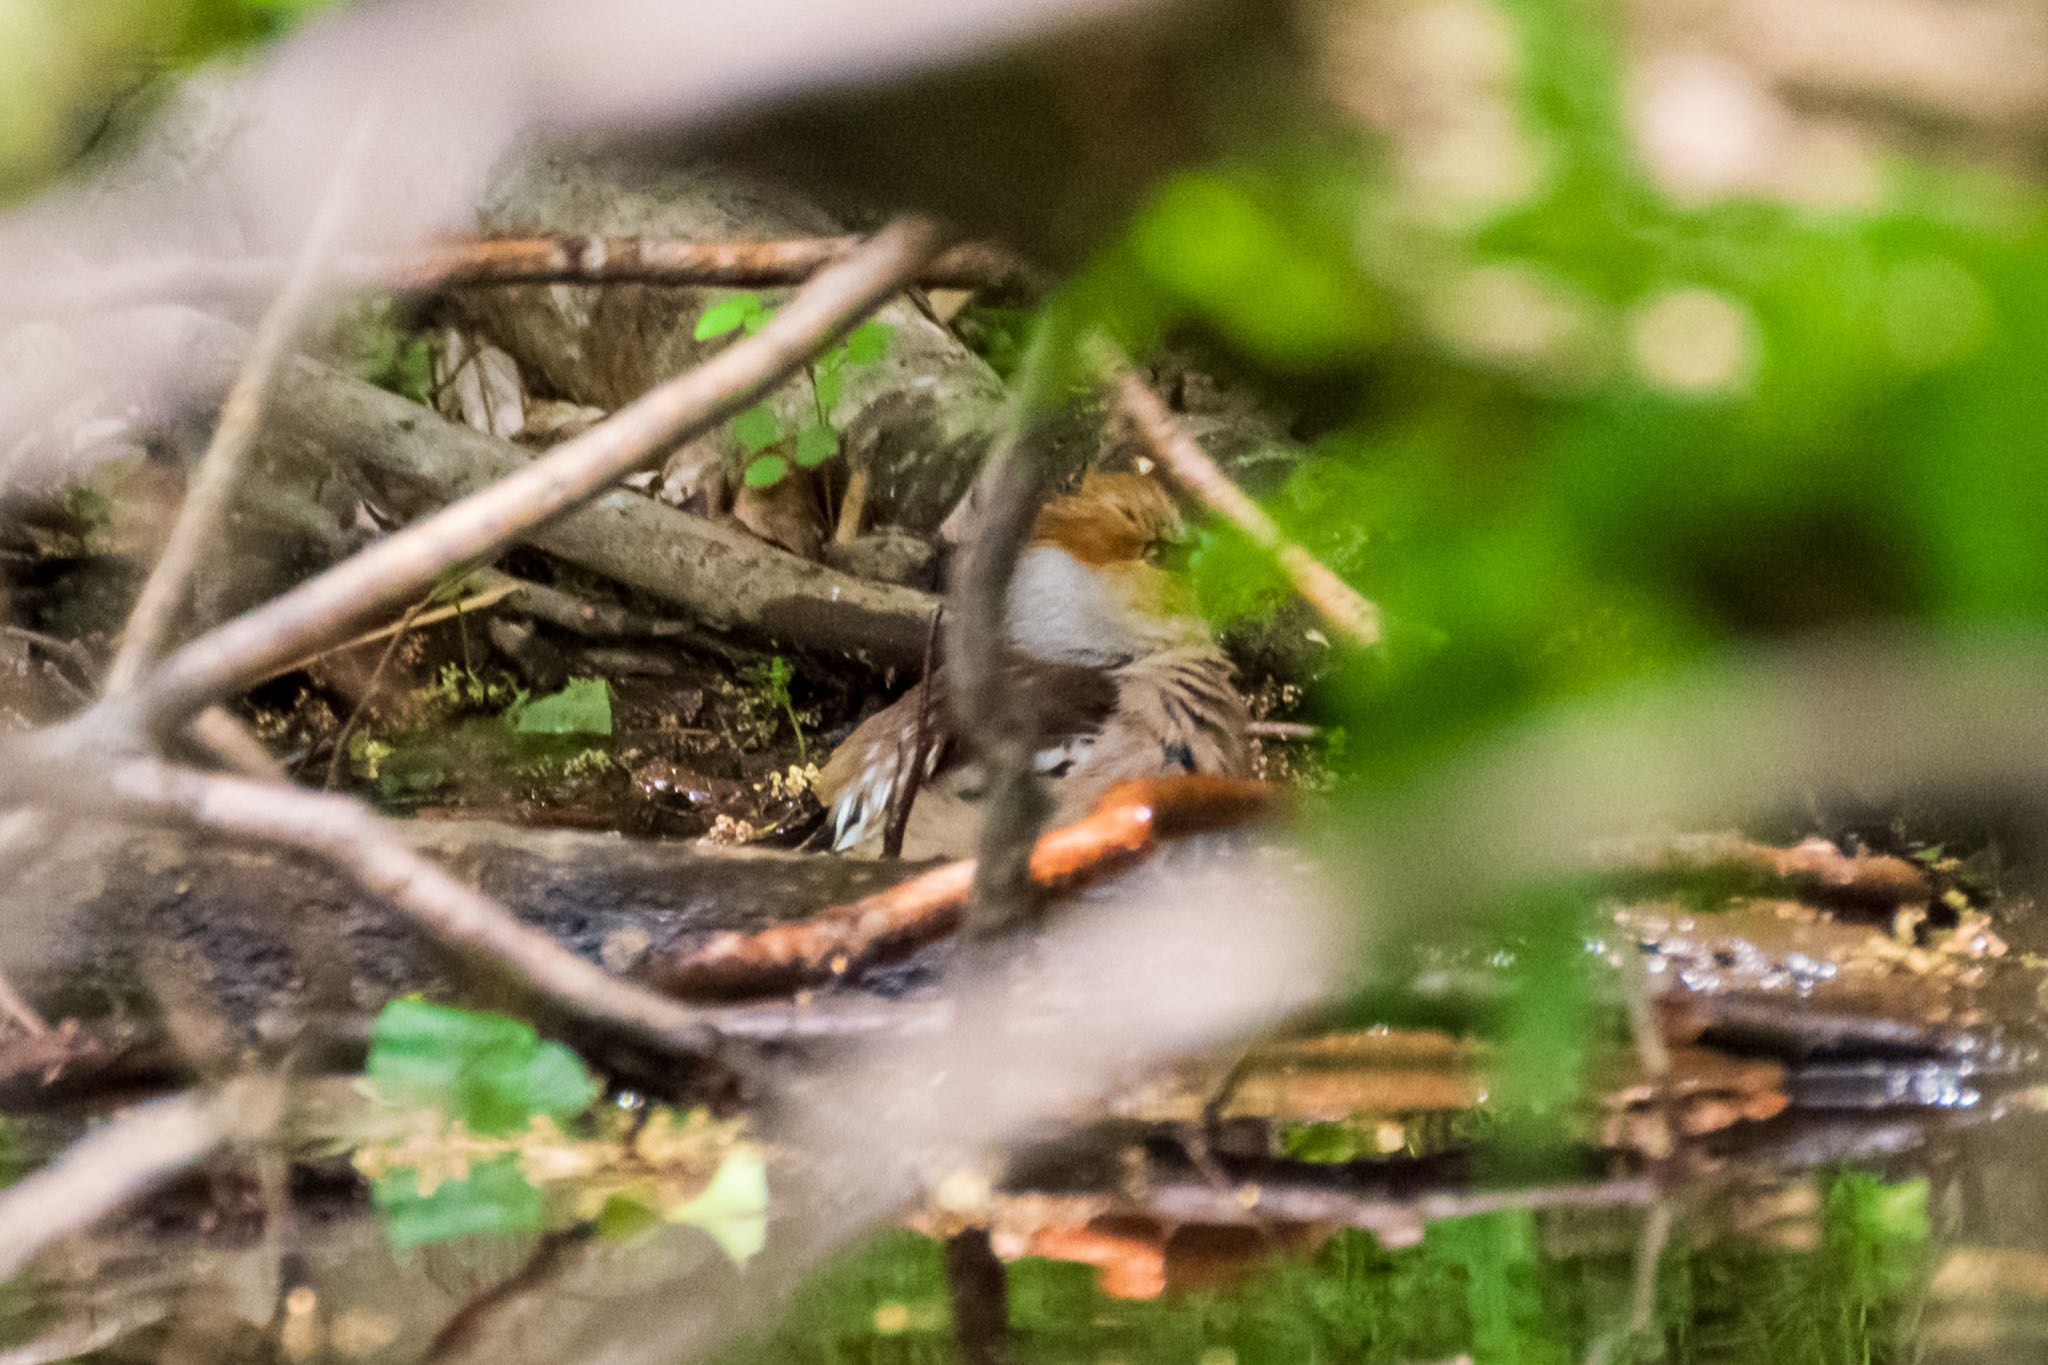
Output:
323,589,434,790
0,967,48,1036
1595,831,1935,911
1107,365,1383,651
103,101,384,694
262,578,520,686
0,1075,282,1280
128,218,948,734
95,757,721,1060
13,236,1032,319
1247,719,1321,740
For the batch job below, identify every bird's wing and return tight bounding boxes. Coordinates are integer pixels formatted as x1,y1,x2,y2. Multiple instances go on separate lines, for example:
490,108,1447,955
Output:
818,654,1122,853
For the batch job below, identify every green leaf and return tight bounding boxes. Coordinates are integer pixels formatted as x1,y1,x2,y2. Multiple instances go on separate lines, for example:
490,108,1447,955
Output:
812,368,844,414
669,1148,769,1264
842,321,892,365
373,1154,546,1249
742,308,773,334
732,404,783,454
793,424,837,468
744,454,791,488
367,998,599,1135
693,293,763,341
511,677,612,736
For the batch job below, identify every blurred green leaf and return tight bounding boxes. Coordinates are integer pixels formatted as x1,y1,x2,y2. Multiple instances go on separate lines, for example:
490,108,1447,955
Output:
841,320,893,365
744,454,790,488
367,998,599,1135
732,404,783,454
669,1148,769,1265
792,424,836,468
694,293,765,341
372,1154,546,1250
812,367,844,413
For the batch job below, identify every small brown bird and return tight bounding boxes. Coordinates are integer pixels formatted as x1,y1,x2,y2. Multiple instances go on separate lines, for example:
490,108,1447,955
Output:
817,472,1251,859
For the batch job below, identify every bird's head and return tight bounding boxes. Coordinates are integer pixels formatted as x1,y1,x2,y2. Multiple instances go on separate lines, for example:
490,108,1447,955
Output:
1008,471,1209,663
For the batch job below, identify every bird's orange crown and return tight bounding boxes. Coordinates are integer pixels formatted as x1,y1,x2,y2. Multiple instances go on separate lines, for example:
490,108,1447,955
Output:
1028,471,1186,567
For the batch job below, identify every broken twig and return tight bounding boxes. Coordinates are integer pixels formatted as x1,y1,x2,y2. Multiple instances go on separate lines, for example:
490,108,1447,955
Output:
104,101,384,694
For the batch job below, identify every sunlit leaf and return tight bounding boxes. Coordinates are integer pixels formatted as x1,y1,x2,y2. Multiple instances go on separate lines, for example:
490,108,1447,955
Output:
510,677,613,737
744,454,790,488
693,293,764,340
812,368,844,414
793,424,837,468
841,321,893,365
732,404,783,454
367,998,599,1135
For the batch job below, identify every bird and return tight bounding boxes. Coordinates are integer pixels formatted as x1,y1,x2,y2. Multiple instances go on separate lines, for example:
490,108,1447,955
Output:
815,471,1251,859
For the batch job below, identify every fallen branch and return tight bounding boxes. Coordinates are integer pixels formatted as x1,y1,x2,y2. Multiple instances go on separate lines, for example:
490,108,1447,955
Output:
13,236,1032,319
650,775,1286,998
98,759,723,1062
0,1075,282,1280
1598,832,1936,911
1109,366,1383,651
126,217,948,734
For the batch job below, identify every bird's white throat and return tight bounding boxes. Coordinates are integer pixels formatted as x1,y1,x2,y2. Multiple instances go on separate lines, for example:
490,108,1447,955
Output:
1004,546,1159,665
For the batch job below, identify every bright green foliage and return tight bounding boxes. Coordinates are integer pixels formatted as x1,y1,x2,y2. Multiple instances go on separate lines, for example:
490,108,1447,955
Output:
694,292,769,341
731,404,784,455
694,294,893,488
741,655,806,759
509,677,613,737
365,997,599,1136
792,423,837,469
839,320,892,366
743,453,790,488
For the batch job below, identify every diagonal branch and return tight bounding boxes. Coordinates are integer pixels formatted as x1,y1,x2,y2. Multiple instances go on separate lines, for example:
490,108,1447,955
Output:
0,1075,283,1281
104,101,385,695
127,216,949,734
1108,365,1383,651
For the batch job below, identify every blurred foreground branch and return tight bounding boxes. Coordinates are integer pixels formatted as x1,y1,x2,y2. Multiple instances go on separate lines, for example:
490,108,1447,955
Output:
0,1075,282,1281
124,216,948,733
104,102,383,693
